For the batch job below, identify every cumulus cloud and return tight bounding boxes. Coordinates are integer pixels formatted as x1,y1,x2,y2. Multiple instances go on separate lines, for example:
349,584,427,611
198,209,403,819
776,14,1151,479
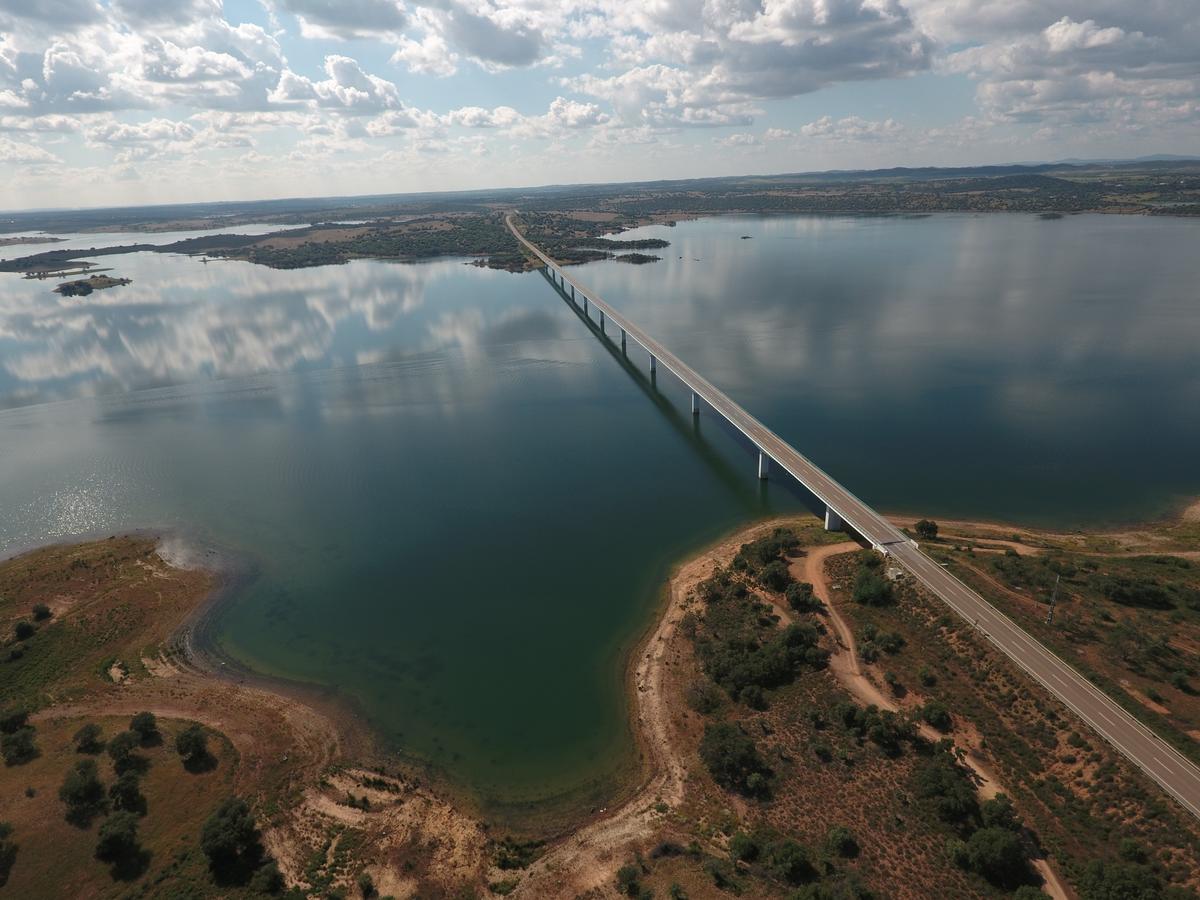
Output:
271,55,405,114
278,0,408,41
0,134,59,162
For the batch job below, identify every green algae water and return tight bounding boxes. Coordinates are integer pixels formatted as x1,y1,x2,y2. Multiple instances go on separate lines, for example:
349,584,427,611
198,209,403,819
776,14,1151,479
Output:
2,213,1199,810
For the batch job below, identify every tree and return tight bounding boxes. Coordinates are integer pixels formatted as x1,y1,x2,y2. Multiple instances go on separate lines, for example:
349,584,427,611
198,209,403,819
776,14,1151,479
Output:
12,621,34,641
728,831,759,862
765,839,814,885
1076,861,1162,900
0,709,28,735
914,749,979,825
921,701,953,732
74,723,104,754
129,712,158,744
759,560,793,591
914,519,939,540
1,727,37,766
699,723,771,797
980,794,1022,832
59,758,107,825
31,604,51,622
959,826,1030,888
785,582,820,613
95,811,139,862
0,822,16,888
106,731,140,773
109,771,146,815
852,571,894,606
824,825,859,858
616,863,641,895
201,797,264,882
251,861,285,894
176,723,211,770
356,870,376,897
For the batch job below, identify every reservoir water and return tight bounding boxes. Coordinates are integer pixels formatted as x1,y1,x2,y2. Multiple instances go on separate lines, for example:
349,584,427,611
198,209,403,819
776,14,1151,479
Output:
1,213,1198,809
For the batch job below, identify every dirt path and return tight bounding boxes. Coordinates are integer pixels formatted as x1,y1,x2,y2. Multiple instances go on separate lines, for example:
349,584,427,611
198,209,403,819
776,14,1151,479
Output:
798,545,1070,900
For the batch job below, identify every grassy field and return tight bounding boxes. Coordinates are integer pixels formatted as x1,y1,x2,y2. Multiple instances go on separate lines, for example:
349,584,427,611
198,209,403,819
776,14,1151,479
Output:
0,714,241,898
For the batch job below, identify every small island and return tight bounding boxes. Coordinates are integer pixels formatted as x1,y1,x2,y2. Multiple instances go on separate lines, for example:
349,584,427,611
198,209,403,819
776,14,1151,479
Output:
54,274,132,296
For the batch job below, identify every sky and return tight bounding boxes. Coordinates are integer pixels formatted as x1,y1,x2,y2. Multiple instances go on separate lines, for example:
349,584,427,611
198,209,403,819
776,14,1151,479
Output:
0,0,1197,210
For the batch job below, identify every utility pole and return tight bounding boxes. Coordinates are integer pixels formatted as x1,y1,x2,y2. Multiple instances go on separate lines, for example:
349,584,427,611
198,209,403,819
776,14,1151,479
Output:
1045,574,1060,625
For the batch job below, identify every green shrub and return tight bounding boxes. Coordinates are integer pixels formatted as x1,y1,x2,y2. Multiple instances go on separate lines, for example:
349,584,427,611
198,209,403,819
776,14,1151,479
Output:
921,702,952,732
913,747,979,825
914,520,939,540
59,758,106,825
852,572,893,606
0,821,15,888
12,621,34,641
785,582,820,613
129,712,158,743
699,723,771,797
1,728,37,766
824,825,858,858
765,840,814,885
728,831,759,862
95,810,139,862
201,797,263,882
31,604,51,622
958,827,1030,888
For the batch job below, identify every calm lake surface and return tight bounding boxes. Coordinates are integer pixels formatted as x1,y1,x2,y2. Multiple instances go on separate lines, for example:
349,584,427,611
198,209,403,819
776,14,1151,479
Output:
1,213,1198,808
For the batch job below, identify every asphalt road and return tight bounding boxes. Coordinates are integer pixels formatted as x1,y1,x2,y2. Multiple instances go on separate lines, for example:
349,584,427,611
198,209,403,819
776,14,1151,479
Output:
510,215,1200,821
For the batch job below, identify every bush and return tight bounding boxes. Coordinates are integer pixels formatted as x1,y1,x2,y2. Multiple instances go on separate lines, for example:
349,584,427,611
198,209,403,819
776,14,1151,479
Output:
1,728,37,766
980,794,1022,832
759,560,793,591
685,681,724,715
914,519,939,540
31,603,51,621
852,571,893,606
201,797,264,883
914,748,979,825
785,582,820,613
1076,861,1162,900
129,712,158,743
699,723,771,797
356,870,375,897
921,702,952,732
958,826,1030,888
12,621,34,641
251,861,285,894
0,822,14,888
0,709,28,735
73,723,104,754
765,840,814,885
616,863,641,895
728,831,759,862
824,825,858,858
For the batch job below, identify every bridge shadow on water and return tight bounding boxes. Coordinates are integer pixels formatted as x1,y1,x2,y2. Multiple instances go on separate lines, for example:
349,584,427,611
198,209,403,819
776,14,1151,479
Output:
539,268,834,526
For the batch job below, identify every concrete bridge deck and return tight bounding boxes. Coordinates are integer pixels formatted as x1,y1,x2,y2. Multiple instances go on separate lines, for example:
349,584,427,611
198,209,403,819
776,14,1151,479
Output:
507,213,1200,823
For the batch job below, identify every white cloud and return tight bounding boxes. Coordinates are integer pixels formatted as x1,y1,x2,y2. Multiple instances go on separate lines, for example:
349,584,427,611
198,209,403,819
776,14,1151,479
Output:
278,0,408,41
0,134,58,162
270,55,405,114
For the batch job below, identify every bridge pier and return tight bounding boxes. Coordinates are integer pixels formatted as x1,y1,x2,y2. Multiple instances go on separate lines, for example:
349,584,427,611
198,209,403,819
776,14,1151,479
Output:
824,507,844,532
600,310,605,333
650,355,657,375
620,328,626,353
758,451,769,480
691,391,699,416
583,297,588,316
570,285,575,300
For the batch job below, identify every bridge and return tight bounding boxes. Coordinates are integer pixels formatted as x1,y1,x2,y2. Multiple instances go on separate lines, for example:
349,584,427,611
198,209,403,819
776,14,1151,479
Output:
507,213,1200,823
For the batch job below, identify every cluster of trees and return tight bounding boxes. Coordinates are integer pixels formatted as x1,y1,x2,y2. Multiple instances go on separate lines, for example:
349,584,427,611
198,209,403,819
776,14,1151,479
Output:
731,528,801,584
6,603,51,663
914,743,1038,890
0,822,16,887
856,623,904,663
699,622,828,707
836,702,917,757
